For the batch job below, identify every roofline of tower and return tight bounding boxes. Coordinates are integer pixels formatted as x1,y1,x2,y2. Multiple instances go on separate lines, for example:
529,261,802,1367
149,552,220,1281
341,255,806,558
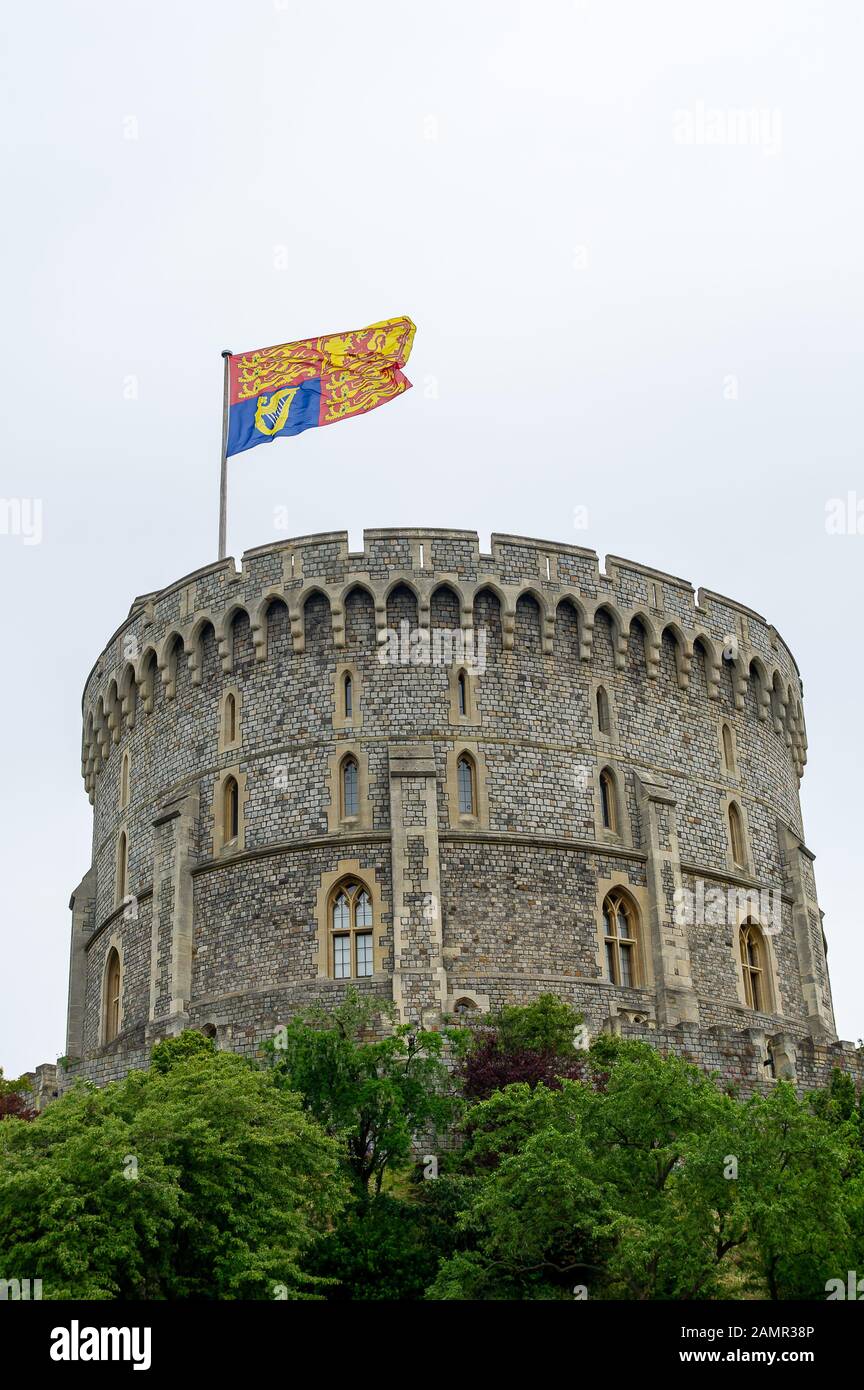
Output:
81,528,802,706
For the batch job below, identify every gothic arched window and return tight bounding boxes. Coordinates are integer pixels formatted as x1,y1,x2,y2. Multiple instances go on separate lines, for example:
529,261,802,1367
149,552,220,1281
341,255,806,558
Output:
330,878,374,979
602,889,639,988
105,948,121,1043
740,920,768,1011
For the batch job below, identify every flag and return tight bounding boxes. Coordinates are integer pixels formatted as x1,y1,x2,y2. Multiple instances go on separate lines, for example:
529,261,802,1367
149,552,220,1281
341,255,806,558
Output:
226,316,416,457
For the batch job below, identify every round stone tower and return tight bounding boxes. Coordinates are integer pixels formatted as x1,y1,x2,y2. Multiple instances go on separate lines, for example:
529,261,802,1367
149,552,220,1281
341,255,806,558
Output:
65,528,846,1092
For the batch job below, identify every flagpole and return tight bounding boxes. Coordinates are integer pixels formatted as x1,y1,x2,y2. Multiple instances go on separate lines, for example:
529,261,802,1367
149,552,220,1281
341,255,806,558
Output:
218,349,233,560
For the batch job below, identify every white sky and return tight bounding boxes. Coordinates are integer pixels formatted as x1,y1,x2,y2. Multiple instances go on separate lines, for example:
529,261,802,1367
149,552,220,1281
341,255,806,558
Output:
1,0,861,1076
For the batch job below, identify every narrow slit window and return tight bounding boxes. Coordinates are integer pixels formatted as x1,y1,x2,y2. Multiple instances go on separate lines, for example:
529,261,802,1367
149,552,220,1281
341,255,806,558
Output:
224,776,239,843
343,673,353,719
116,832,128,903
341,757,359,818
225,693,237,744
722,723,734,772
729,802,745,867
105,949,121,1043
457,671,467,717
457,754,475,815
600,769,617,833
596,686,610,735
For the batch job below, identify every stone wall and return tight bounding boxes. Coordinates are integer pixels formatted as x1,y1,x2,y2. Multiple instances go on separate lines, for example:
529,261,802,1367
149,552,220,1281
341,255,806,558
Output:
58,528,851,1099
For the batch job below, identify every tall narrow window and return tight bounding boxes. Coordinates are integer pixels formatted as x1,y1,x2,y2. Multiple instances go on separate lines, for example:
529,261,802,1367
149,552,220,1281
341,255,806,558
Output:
341,756,359,818
116,831,128,904
223,775,239,843
603,890,639,988
343,673,353,719
599,769,618,833
225,692,237,744
330,878,374,979
120,751,130,809
722,723,734,772
739,921,765,1010
105,948,121,1043
457,753,476,815
457,671,467,717
596,686,611,735
729,802,745,868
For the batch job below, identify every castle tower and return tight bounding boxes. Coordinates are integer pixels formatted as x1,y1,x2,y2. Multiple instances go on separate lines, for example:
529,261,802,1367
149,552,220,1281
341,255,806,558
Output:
65,529,842,1092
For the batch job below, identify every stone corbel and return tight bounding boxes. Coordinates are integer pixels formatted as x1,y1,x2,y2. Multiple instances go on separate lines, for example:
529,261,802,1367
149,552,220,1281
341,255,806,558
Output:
288,604,305,655
330,602,345,649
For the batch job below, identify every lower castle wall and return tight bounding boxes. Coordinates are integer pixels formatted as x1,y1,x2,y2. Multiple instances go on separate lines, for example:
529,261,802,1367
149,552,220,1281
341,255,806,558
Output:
56,1010,864,1100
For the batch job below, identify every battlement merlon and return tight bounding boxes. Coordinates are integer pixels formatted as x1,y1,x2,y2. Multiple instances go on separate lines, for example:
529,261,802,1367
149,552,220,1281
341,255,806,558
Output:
81,528,804,722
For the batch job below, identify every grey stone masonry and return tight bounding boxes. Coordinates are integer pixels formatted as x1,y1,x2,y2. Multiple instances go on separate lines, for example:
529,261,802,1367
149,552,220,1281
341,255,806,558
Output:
388,745,448,1027
54,528,861,1097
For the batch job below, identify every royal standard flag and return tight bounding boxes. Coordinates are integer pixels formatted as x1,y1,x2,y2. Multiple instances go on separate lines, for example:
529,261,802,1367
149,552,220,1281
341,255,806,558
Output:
226,316,416,457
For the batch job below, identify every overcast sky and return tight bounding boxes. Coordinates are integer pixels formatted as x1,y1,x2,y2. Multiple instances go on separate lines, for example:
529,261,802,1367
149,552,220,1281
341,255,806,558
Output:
1,0,861,1076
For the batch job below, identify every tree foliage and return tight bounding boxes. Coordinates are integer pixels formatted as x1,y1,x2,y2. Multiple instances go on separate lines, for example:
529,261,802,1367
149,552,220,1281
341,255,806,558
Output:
265,990,459,1194
0,1036,346,1299
458,993,591,1100
430,1036,864,1301
2,1004,863,1302
0,1069,35,1122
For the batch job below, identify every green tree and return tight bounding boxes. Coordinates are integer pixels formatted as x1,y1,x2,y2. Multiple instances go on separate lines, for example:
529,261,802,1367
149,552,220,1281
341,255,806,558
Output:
731,1082,855,1299
429,1036,861,1301
491,993,585,1056
266,991,459,1195
308,1179,468,1301
428,1084,614,1299
0,1034,346,1299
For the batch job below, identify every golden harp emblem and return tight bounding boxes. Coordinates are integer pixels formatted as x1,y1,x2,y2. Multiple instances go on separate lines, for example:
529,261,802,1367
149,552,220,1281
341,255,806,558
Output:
254,387,299,436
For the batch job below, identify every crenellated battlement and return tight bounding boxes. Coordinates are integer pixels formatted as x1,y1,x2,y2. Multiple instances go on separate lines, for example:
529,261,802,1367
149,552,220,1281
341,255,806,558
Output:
79,530,808,800
64,526,842,1099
